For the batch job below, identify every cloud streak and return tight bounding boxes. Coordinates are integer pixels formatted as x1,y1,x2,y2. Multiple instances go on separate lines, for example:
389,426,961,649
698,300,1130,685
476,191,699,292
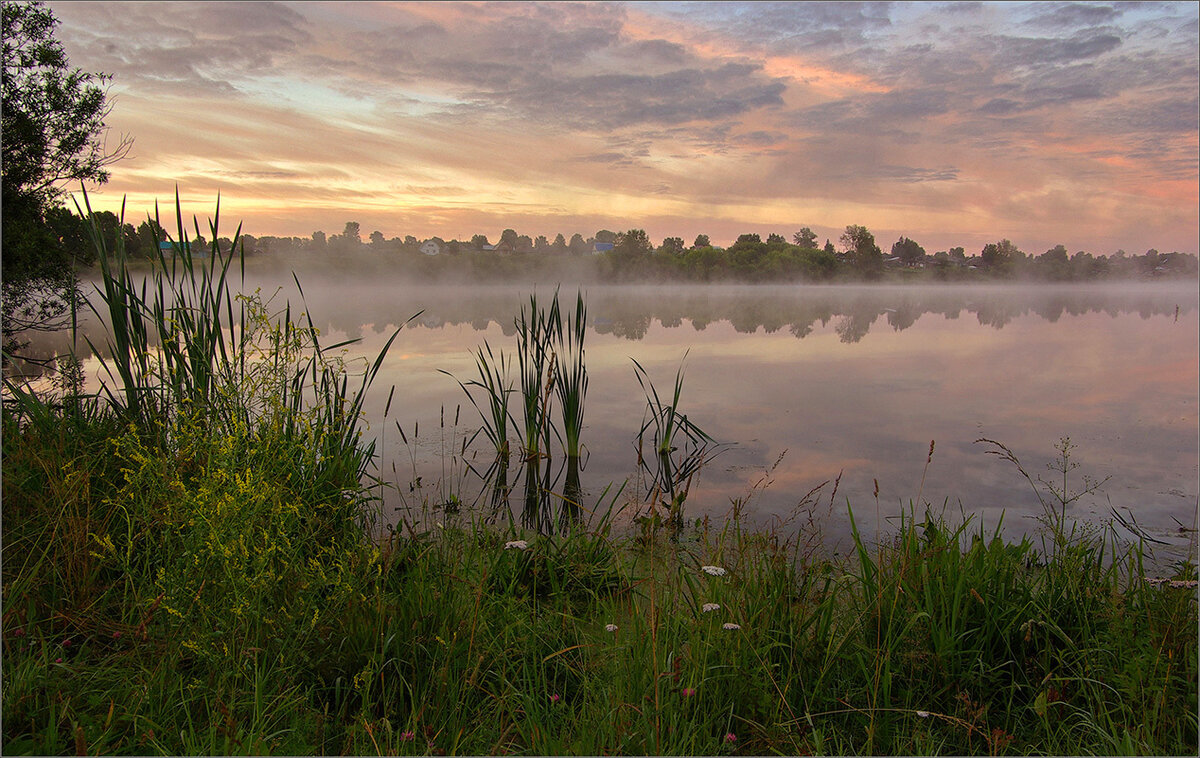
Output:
49,0,1198,255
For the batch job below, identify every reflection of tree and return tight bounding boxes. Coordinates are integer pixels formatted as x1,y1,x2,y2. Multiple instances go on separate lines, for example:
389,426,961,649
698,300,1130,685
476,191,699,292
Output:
885,302,920,331
29,281,1198,365
596,312,651,340
789,321,815,339
835,313,874,343
974,302,1020,329
834,298,888,343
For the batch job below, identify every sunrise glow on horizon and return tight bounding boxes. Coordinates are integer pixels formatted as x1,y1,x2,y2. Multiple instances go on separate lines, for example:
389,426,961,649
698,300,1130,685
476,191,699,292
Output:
50,1,1199,255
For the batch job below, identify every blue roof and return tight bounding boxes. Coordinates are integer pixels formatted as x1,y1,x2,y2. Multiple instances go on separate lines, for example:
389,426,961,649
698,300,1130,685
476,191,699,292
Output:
594,242,614,252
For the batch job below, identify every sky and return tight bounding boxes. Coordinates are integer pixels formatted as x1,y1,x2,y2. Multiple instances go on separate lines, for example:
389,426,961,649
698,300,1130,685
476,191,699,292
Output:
49,1,1199,255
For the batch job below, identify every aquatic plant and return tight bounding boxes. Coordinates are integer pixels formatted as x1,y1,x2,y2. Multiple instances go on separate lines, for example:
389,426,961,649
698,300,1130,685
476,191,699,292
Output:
554,290,588,461
444,340,514,464
515,291,560,465
632,353,719,522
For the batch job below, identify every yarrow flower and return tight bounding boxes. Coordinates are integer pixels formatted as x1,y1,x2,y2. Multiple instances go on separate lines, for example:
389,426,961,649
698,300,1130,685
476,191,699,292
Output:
701,565,727,577
916,710,931,718
605,623,618,633
722,622,741,631
504,540,529,551
701,603,721,613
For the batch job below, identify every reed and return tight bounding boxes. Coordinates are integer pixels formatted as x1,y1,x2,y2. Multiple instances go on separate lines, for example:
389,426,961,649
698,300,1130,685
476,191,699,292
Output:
514,291,560,465
632,353,718,522
554,290,588,461
449,341,514,463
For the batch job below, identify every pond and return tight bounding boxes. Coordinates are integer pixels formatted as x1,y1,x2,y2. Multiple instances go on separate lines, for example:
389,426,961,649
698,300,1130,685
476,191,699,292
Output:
26,275,1200,564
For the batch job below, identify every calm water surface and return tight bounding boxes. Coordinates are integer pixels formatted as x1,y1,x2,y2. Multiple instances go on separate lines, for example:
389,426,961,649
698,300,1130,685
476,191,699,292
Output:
51,277,1200,562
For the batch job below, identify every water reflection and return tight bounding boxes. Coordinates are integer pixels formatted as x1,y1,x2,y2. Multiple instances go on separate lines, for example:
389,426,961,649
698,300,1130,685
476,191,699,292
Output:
9,280,1198,568
13,281,1195,374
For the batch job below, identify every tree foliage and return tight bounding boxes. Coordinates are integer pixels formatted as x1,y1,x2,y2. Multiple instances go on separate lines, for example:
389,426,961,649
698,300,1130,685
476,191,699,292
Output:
613,228,652,258
2,0,132,354
793,227,818,249
980,238,1022,272
840,225,883,275
891,236,926,266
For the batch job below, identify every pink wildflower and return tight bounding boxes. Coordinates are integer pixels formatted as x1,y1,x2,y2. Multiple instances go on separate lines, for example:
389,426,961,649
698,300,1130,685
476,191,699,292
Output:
725,732,737,743
55,657,62,663
550,693,561,703
682,687,696,697
13,628,24,638
400,730,415,742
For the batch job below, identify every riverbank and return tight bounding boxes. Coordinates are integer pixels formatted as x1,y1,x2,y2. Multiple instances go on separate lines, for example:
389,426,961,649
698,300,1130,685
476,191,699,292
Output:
2,393,1197,754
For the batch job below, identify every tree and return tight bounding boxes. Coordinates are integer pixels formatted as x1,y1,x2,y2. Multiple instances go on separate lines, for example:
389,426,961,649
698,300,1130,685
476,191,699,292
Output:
516,234,533,252
470,233,489,249
766,232,786,246
369,230,385,246
1037,244,1070,280
793,227,818,249
2,0,132,353
311,230,326,247
500,228,519,248
693,234,711,248
891,236,926,266
534,234,550,252
980,239,1021,271
613,228,652,258
840,225,882,275
342,221,361,245
823,240,835,255
568,233,588,255
594,229,617,244
552,233,567,253
659,236,685,255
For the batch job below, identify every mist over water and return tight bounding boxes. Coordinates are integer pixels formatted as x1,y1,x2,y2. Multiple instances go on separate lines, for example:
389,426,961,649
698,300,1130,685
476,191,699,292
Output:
25,274,1199,564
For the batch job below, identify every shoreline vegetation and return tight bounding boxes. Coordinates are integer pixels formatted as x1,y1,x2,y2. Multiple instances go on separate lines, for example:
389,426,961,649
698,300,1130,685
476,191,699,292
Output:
2,203,1197,755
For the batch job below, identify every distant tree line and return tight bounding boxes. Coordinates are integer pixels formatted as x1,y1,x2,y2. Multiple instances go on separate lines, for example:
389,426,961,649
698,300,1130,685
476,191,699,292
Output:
38,207,1200,286
169,219,1196,284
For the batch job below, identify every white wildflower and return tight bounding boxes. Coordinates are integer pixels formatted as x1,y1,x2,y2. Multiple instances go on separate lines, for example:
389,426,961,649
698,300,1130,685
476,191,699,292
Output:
605,623,618,633
700,565,727,577
916,710,930,719
701,603,721,613
504,540,529,551
721,622,741,631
